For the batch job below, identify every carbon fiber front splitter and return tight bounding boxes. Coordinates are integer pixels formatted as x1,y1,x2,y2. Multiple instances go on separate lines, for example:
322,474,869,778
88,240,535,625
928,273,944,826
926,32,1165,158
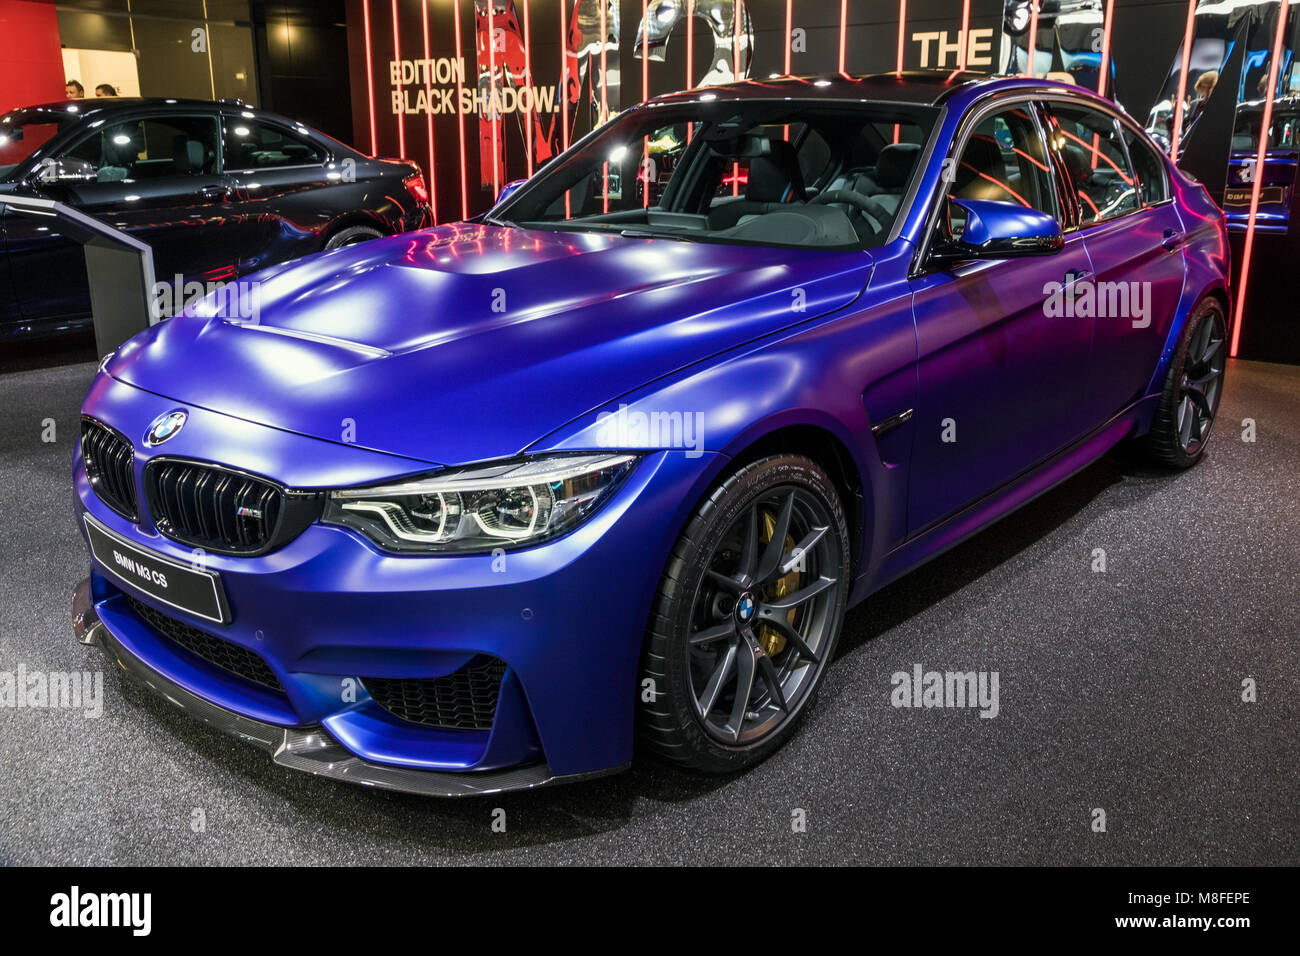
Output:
72,578,626,797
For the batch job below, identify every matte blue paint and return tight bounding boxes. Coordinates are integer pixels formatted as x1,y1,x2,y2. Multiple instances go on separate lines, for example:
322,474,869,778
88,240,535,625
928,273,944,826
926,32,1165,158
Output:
75,76,1230,784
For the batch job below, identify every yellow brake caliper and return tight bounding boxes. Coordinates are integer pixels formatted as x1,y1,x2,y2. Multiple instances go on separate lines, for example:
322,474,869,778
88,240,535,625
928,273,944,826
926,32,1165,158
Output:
759,510,800,657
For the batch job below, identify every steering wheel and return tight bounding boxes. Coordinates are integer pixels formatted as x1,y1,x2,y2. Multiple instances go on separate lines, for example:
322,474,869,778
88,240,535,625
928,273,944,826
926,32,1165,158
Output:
807,189,891,236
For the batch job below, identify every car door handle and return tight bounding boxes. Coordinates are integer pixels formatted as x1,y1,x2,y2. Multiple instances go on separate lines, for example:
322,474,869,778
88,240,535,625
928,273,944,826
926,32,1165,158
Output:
200,185,231,201
1162,229,1185,251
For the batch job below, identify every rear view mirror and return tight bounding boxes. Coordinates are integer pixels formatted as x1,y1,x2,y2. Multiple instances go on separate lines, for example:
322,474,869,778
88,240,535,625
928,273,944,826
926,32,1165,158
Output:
930,197,1063,263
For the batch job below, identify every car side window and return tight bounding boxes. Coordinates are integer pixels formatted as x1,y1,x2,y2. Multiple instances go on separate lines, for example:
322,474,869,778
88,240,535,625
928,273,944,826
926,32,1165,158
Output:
942,104,1057,241
1046,103,1141,224
1121,125,1169,204
223,119,326,170
63,115,219,182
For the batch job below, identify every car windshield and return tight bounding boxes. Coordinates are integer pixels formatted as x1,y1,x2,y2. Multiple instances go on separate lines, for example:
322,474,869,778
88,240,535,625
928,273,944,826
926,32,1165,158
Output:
495,99,937,249
0,108,78,181
1232,107,1300,152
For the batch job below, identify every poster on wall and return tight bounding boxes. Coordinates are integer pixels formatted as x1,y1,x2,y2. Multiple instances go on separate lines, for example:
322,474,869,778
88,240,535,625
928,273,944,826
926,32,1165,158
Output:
348,0,1013,223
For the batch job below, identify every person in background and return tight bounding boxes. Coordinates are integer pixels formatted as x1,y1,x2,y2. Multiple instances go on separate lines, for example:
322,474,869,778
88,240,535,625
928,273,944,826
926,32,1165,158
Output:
65,80,84,99
94,84,117,97
1184,70,1219,128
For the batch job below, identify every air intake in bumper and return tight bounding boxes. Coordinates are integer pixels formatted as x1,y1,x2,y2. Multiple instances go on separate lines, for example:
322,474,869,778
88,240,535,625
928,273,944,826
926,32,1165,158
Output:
363,657,508,731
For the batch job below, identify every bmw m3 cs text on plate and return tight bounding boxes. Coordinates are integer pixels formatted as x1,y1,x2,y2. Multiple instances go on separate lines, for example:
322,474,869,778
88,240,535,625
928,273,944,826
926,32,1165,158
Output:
72,74,1230,796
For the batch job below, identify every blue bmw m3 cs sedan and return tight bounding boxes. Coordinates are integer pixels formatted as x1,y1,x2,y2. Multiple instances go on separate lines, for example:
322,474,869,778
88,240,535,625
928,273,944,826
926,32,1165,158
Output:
72,73,1230,795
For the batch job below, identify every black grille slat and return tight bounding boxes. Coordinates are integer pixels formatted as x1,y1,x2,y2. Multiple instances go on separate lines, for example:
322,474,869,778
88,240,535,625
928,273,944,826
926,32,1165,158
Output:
363,658,508,731
125,595,283,694
81,420,137,520
147,461,295,555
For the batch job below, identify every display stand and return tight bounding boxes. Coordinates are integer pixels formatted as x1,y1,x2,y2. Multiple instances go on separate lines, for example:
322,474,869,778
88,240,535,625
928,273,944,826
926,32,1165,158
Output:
0,193,156,357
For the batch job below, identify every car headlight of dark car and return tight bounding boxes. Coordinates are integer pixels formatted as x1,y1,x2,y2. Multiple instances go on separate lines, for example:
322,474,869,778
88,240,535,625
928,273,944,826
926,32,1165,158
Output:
323,453,640,553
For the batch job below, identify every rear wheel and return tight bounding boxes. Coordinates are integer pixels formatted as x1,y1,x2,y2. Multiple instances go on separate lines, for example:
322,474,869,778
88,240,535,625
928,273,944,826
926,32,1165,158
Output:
324,224,384,250
1143,298,1228,468
639,455,851,773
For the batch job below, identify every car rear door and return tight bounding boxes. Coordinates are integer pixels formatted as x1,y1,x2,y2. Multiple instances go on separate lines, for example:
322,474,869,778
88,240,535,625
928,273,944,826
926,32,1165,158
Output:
1041,99,1188,422
906,99,1097,535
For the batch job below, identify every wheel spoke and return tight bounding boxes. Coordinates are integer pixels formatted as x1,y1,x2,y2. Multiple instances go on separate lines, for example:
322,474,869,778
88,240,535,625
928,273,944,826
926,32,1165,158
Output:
1186,385,1213,417
754,492,795,584
1177,395,1194,446
1198,335,1224,367
727,643,757,742
737,505,759,581
705,570,743,593
765,575,835,611
780,526,827,576
690,620,736,646
756,611,821,664
696,641,737,718
758,655,789,713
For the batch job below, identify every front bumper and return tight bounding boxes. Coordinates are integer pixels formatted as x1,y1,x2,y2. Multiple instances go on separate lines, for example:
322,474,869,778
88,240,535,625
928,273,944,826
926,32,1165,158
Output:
74,580,621,796
74,372,722,794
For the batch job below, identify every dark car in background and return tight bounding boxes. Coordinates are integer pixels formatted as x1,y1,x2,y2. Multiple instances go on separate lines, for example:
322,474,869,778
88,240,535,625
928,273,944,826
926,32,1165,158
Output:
0,98,432,339
1224,97,1300,235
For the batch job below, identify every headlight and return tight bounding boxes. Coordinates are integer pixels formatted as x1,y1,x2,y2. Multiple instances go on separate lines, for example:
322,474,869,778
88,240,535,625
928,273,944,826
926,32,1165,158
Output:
323,453,639,554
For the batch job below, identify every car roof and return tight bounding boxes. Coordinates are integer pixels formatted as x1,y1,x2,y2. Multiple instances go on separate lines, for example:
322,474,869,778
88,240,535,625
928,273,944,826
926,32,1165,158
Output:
647,72,1032,107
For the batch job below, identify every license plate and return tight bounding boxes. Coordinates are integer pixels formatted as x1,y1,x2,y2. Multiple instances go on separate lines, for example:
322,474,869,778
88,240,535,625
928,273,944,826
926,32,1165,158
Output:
83,513,230,624
1224,186,1283,206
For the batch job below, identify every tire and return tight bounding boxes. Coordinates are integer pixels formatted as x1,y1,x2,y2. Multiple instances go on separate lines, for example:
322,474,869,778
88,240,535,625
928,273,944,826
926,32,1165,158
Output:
1142,297,1228,468
638,454,851,773
324,225,384,250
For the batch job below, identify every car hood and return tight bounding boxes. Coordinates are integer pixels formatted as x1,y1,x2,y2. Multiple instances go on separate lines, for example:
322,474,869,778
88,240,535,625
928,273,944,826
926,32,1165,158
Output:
109,223,872,467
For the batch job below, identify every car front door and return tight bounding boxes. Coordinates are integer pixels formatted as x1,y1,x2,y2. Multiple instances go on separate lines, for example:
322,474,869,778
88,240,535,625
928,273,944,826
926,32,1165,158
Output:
1042,100,1188,423
906,99,1097,535
9,112,236,324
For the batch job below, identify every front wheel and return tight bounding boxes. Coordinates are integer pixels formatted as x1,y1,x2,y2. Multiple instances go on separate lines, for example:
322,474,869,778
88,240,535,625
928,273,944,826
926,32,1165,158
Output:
638,455,851,773
1143,297,1228,468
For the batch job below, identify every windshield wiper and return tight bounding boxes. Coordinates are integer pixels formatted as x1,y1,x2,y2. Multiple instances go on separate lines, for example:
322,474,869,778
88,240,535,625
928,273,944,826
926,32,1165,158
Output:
618,228,700,242
482,215,519,229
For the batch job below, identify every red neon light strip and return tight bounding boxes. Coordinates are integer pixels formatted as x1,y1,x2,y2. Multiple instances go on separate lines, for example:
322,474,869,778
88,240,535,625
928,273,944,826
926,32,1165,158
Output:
1096,0,1115,96
947,0,971,81
524,0,533,177
1232,0,1290,357
362,0,377,155
785,0,793,75
601,0,608,212
1169,0,1198,164
1027,0,1039,77
487,0,500,197
895,0,907,142
733,7,741,194
560,0,570,216
421,0,437,221
839,0,848,75
392,0,405,158
961,162,1031,208
687,0,695,89
643,0,650,207
452,0,468,219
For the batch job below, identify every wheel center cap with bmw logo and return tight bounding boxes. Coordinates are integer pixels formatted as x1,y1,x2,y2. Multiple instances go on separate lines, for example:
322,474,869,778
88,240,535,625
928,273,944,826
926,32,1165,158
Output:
145,410,187,446
735,591,757,624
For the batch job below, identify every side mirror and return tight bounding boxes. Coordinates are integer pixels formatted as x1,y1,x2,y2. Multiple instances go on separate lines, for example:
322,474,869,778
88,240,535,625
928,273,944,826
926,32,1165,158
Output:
930,198,1063,263
494,178,527,205
33,157,98,186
